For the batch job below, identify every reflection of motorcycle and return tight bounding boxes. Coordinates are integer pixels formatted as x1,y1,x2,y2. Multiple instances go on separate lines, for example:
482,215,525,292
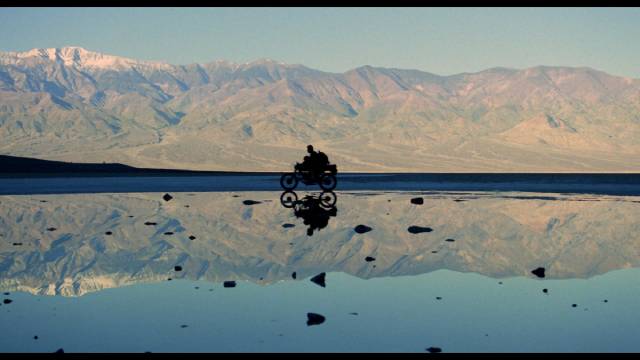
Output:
280,190,338,236
280,163,338,191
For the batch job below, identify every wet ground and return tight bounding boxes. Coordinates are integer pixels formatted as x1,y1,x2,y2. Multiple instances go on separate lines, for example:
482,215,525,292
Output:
1,189,640,352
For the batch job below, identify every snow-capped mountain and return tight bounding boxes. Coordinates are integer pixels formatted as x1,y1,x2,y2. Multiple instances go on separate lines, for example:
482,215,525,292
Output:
1,46,640,172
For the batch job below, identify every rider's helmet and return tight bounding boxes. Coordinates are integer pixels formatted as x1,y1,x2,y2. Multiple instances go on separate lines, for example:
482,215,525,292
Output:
307,145,314,153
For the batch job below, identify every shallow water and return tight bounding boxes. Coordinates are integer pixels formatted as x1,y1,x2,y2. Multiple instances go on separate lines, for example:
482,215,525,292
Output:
1,190,640,352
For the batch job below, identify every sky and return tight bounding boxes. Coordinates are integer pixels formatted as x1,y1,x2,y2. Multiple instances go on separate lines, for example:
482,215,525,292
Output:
1,7,640,78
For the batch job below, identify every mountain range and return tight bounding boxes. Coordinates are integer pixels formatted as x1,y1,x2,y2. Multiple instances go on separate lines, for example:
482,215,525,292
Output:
1,46,640,172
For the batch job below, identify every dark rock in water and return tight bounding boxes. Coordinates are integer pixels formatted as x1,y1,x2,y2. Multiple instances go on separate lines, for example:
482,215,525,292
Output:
180,325,188,328
408,226,432,234
12,243,22,246
224,281,236,288
40,200,47,203
365,256,376,262
163,193,173,202
167,278,172,281
54,348,64,354
3,299,12,304
410,197,424,205
144,222,157,226
310,273,326,288
604,299,608,303
445,238,455,242
292,272,297,279
105,231,112,235
306,313,325,326
189,235,196,240
531,267,546,278
282,223,296,228
426,347,442,353
354,225,372,234
164,232,174,235
128,215,134,218
454,199,466,202
349,312,359,316
436,297,442,300
232,195,240,198
498,282,503,285
194,287,199,290
543,288,548,294
243,200,262,205
431,251,438,254
46,227,57,231
174,266,182,272
3,292,9,295
34,336,38,340
184,205,190,208
572,304,578,308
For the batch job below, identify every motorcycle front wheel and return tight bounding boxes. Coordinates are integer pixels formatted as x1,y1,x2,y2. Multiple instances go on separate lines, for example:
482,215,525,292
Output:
280,173,299,190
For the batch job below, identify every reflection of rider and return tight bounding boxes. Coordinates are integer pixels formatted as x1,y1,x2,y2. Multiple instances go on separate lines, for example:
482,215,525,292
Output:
293,193,337,236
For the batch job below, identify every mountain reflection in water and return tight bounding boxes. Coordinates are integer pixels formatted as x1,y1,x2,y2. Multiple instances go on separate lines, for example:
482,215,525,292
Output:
1,191,639,297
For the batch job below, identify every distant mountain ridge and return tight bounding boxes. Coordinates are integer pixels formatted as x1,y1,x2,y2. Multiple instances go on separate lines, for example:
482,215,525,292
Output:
1,46,640,172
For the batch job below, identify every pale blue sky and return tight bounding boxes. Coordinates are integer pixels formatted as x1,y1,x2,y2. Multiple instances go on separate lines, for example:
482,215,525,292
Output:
1,7,640,77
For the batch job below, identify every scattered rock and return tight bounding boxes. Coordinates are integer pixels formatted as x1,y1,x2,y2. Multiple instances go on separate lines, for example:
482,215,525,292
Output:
167,278,172,281
163,193,173,202
34,336,38,340
349,312,359,316
445,238,455,242
572,304,578,308
46,227,57,232
310,272,326,288
164,232,174,235
498,282,503,285
180,325,188,328
410,197,424,205
531,267,546,278
232,195,240,198
292,272,297,279
543,288,548,294
243,200,262,205
431,251,438,254
365,256,376,262
3,299,12,304
40,200,47,203
436,297,442,300
224,281,236,288
604,299,608,303
426,347,442,353
144,222,157,226
54,348,64,354
184,205,190,208
408,226,432,234
105,231,112,235
282,223,296,228
306,313,325,326
128,215,134,218
354,225,372,234
12,243,22,246
454,199,466,202
174,266,182,272
188,235,196,240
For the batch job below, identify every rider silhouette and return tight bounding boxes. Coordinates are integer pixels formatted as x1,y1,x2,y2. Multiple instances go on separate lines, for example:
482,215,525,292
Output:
300,145,329,180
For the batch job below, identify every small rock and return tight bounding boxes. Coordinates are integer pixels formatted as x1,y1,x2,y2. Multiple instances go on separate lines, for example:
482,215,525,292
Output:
349,312,359,316
531,267,546,278
410,197,424,205
445,238,455,242
164,232,174,235
282,223,296,228
12,243,22,246
184,205,190,208
408,226,432,234
34,336,38,340
426,347,442,353
3,299,12,304
436,297,442,300
174,266,182,272
54,348,64,354
572,304,577,308
224,281,236,288
365,256,376,262
105,231,112,235
543,288,548,294
354,225,372,234
46,227,57,231
167,278,172,281
604,299,608,303
292,272,297,279
310,273,326,288
431,251,438,254
243,200,262,205
306,313,325,326
144,222,157,226
180,325,188,328
189,235,196,240
163,193,173,202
